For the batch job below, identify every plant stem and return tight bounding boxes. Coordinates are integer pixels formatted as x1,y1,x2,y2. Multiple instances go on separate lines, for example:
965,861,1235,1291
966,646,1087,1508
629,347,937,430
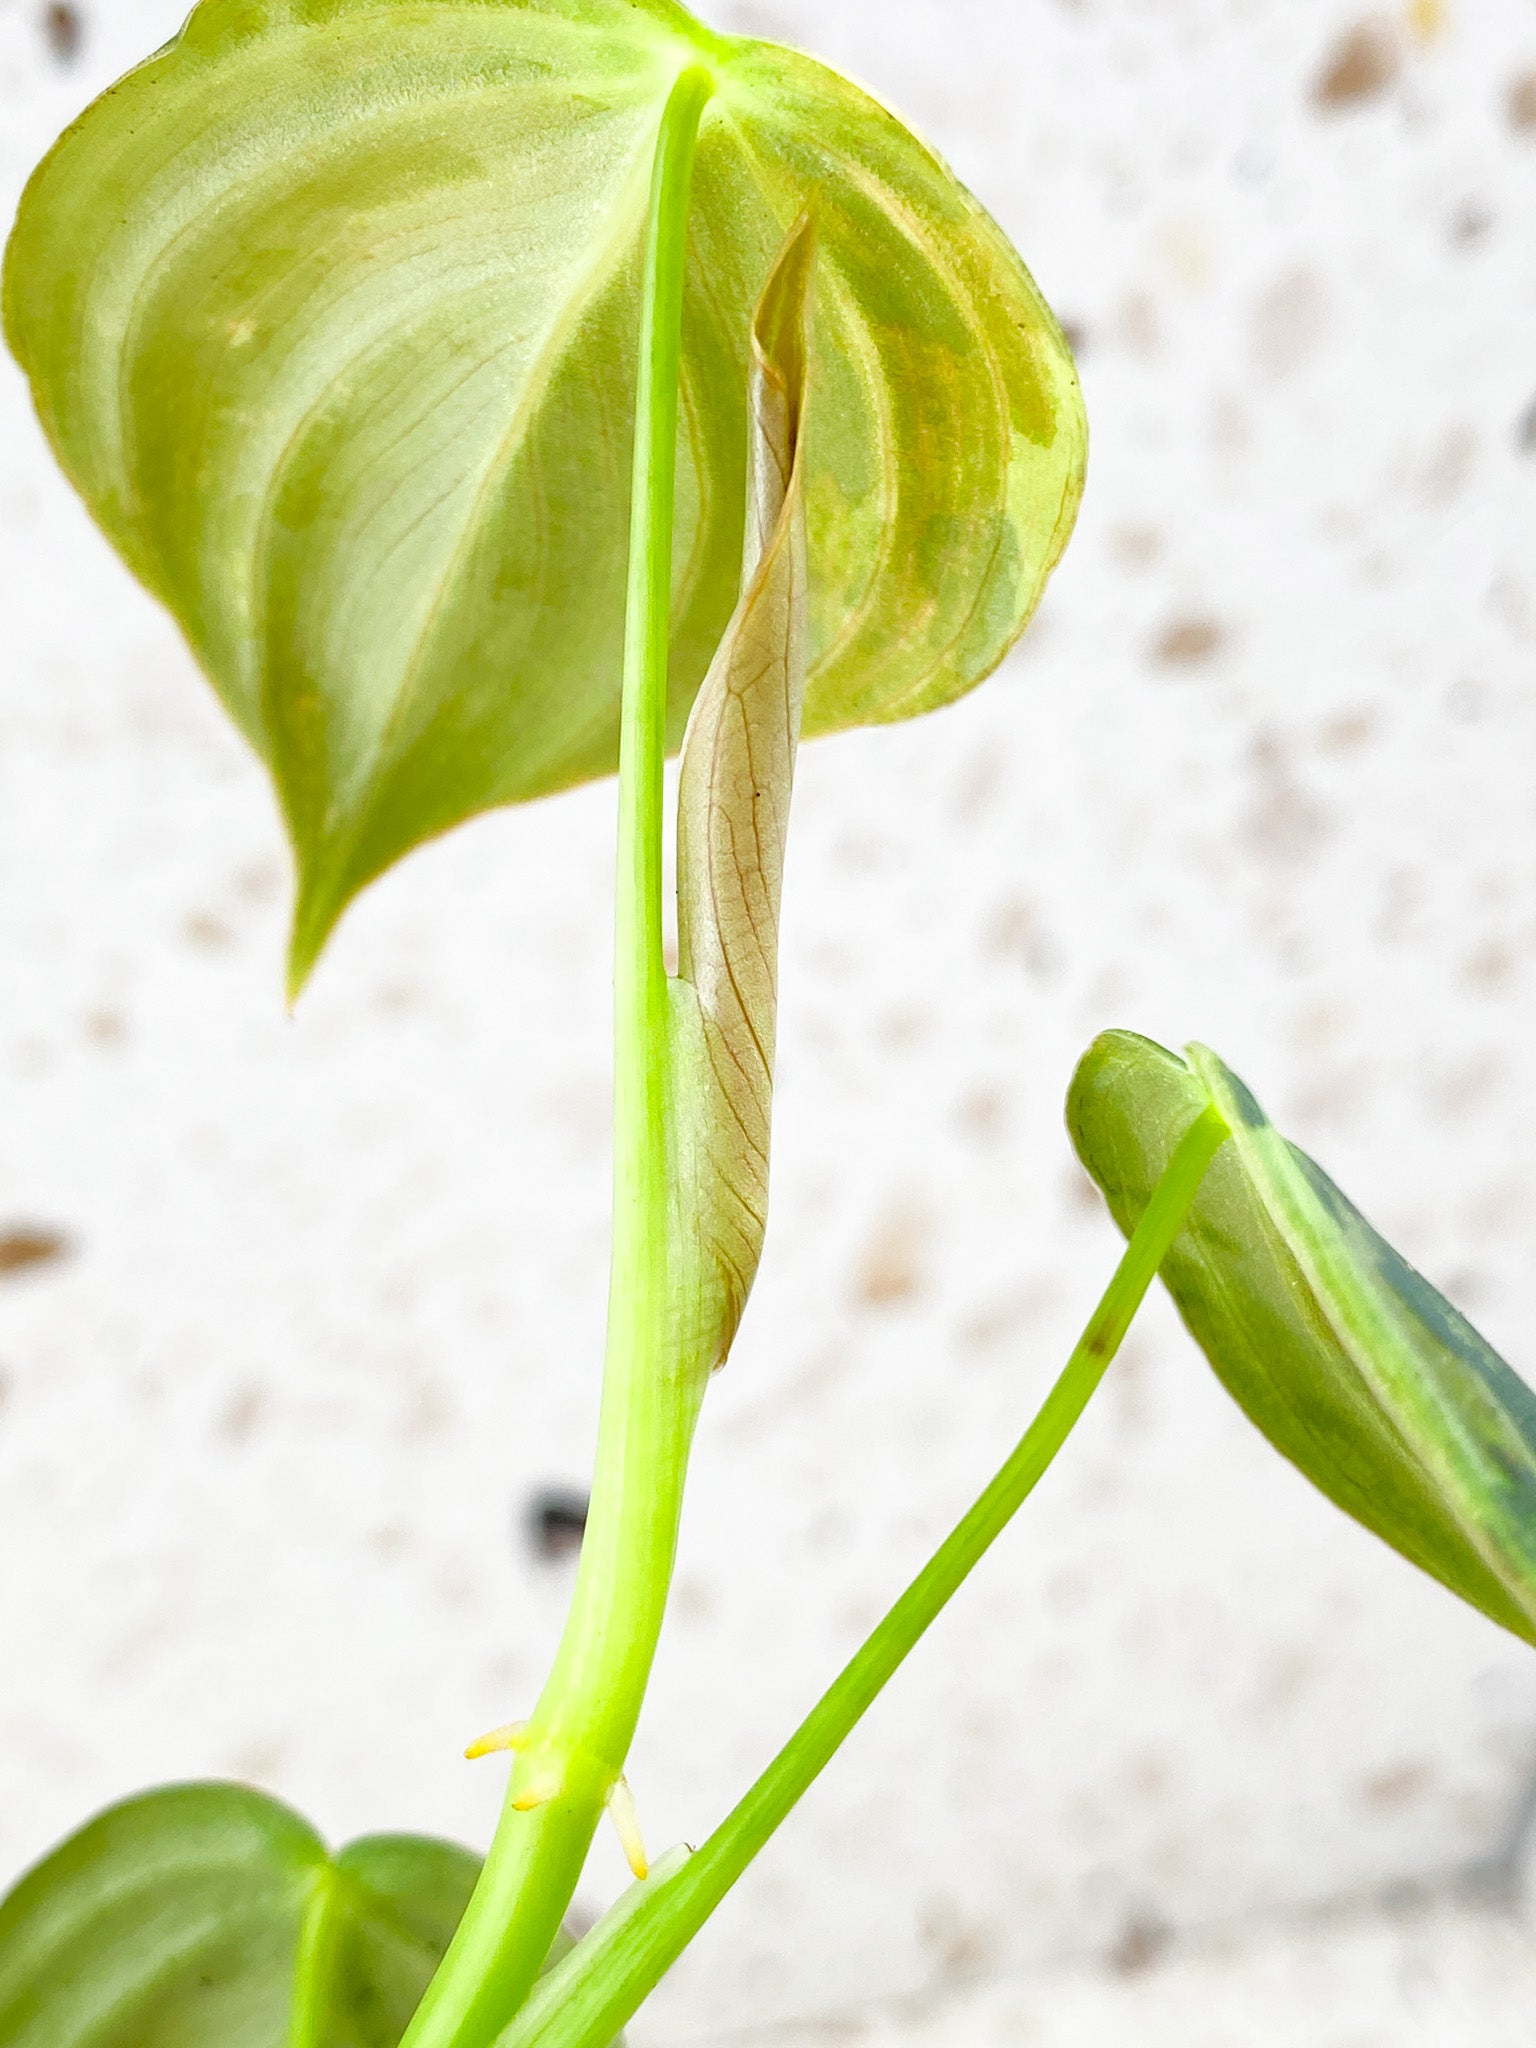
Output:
397,63,713,2048
285,1867,338,2048
496,1103,1232,2048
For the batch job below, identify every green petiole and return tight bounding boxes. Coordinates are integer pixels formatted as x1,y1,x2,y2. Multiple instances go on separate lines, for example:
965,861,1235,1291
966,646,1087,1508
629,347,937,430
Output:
285,1868,338,2048
497,1103,1233,2048
398,65,715,2048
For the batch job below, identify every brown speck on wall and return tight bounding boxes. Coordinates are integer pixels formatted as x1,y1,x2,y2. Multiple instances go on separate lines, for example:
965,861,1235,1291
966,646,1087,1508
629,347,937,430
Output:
1109,1914,1172,1977
1252,266,1328,377
1152,617,1225,668
1509,69,1536,132
855,1203,928,1308
42,3,82,62
1058,320,1088,360
1313,20,1401,107
0,1226,71,1278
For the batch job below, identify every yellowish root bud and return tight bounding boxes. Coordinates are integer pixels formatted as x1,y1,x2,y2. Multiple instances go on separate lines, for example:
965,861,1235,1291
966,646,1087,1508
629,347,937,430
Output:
510,1763,566,1812
605,1775,649,1881
464,1719,530,1762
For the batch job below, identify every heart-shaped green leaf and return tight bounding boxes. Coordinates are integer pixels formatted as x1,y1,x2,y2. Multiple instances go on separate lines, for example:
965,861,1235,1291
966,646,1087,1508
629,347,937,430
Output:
1068,1030,1536,1647
0,1781,614,2047
4,0,1085,985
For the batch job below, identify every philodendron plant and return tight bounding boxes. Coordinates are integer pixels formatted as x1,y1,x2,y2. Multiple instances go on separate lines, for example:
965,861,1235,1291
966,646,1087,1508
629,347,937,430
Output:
1,2,1532,2043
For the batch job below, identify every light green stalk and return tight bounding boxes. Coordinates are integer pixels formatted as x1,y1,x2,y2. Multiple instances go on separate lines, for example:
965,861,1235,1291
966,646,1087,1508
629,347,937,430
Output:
285,1868,338,2048
398,65,714,2048
494,1103,1232,2048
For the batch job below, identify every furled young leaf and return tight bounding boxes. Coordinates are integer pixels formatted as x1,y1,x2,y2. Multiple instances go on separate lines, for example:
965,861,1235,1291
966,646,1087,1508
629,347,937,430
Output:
3,0,1085,986
1068,1030,1536,1647
0,1782,614,2047
668,210,810,1370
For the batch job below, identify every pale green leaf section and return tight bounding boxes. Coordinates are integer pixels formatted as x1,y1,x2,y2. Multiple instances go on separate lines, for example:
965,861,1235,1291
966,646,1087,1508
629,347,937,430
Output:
0,1782,616,2048
2,0,1085,985
669,209,811,1369
1068,1030,1536,1647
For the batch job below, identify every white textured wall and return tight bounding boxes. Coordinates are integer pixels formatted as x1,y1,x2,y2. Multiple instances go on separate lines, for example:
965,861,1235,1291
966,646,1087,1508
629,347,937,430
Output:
2,0,1535,2040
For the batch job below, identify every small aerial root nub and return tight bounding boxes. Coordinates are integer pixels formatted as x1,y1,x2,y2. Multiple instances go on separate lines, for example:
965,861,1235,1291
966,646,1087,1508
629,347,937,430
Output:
605,1774,650,1880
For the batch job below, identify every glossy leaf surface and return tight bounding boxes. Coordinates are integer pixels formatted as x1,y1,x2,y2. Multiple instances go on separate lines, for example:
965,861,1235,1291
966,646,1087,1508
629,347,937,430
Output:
1068,1030,1536,1646
0,1782,611,2047
4,0,1085,982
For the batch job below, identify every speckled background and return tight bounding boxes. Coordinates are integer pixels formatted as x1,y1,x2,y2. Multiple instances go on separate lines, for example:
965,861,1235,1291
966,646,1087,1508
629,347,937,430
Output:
1,1,1534,2041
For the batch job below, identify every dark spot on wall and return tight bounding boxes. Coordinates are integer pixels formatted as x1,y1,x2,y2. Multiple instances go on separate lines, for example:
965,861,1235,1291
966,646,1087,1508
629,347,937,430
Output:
526,1486,588,1562
876,1005,930,1050
1109,1912,1171,1976
1287,1060,1368,1133
0,1226,71,1278
1463,941,1514,994
1290,999,1349,1052
1448,199,1492,249
1419,423,1476,504
400,1378,451,1440
1312,20,1401,107
1356,1760,1431,1811
1251,1643,1320,1719
956,1083,1007,1144
233,858,282,904
1252,267,1328,377
1124,1749,1173,1801
671,1571,715,1621
1242,732,1332,865
1424,1050,1505,1118
1517,396,1536,458
218,1384,268,1444
1468,1179,1524,1233
854,1204,928,1308
1318,705,1378,753
228,1735,290,1786
1152,617,1224,668
1111,523,1162,569
1118,291,1160,356
919,1896,996,1979
954,744,1005,821
1441,1266,1492,1314
986,896,1063,979
183,909,234,950
960,1281,1057,1353
42,3,82,62
374,981,424,1017
1509,69,1536,132
83,1008,127,1048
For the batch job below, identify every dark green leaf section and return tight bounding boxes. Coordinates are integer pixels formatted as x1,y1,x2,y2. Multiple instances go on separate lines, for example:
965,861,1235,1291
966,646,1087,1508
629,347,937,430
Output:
1067,1030,1536,1647
0,1782,597,2048
3,0,1085,985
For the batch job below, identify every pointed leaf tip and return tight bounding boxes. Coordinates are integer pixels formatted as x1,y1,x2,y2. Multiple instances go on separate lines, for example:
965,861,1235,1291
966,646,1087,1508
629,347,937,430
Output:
1068,1028,1536,1648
